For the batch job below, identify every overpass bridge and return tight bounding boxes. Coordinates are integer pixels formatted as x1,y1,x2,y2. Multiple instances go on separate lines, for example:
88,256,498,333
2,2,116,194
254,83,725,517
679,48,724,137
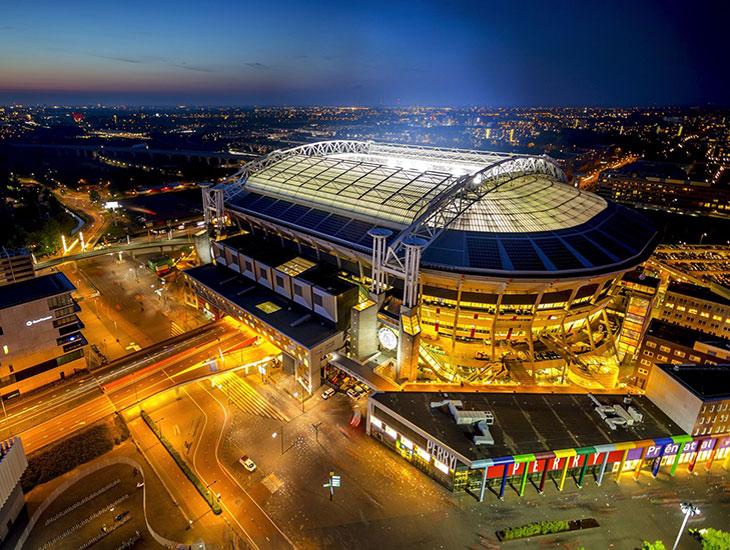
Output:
35,237,195,269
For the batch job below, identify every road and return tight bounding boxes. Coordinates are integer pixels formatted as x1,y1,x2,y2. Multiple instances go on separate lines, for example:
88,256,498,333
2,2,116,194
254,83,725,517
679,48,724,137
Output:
0,321,248,452
52,188,108,251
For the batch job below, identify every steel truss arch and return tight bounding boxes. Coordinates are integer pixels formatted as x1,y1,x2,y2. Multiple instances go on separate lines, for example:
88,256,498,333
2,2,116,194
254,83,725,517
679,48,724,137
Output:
217,140,371,201
383,155,567,275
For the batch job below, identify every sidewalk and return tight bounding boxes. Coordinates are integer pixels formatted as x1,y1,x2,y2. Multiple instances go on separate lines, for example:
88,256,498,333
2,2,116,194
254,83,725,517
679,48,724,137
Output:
125,415,226,545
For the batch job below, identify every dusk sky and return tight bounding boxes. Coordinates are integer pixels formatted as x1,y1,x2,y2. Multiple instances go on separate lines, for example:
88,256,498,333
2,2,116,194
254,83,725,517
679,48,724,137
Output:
1,0,728,106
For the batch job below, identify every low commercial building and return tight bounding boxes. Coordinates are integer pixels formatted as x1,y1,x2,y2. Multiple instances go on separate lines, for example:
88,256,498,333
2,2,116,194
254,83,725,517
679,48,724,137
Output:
183,234,358,392
632,319,730,390
366,391,730,501
0,437,28,543
0,273,86,399
646,364,730,437
657,282,730,339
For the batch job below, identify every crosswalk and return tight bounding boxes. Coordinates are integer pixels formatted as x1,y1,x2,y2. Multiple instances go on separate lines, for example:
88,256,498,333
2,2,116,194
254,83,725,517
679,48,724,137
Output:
211,372,289,422
170,322,185,337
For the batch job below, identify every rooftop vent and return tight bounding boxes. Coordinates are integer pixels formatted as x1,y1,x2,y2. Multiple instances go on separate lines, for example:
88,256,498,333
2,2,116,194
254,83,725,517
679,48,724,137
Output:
588,393,643,431
430,399,495,445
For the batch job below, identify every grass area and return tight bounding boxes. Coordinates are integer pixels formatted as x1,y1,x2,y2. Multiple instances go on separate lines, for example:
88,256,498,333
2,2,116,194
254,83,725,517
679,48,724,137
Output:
140,409,222,514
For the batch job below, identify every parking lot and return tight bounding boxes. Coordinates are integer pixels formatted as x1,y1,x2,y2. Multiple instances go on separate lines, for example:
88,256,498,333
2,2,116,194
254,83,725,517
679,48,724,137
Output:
23,463,162,550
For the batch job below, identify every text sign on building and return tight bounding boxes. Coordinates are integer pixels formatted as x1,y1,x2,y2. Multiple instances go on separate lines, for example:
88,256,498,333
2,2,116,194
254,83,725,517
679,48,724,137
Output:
426,440,457,470
26,315,52,327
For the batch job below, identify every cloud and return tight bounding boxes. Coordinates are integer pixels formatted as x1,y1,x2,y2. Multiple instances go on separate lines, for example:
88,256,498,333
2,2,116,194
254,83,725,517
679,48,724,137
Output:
93,54,213,72
177,63,214,73
0,26,21,31
245,62,271,71
102,56,145,64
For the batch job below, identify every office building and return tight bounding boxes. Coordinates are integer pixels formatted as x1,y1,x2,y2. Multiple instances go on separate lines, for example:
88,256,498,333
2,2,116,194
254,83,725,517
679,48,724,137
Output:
657,282,730,339
598,160,730,215
632,319,730,390
0,249,34,287
0,437,28,543
0,273,86,399
646,364,730,438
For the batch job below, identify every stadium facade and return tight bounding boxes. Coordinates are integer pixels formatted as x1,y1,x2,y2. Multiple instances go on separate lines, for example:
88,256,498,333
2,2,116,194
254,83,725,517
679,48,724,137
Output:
192,141,658,393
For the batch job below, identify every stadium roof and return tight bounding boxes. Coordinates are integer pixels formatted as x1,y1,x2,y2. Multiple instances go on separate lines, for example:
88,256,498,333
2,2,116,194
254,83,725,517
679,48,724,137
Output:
223,141,658,277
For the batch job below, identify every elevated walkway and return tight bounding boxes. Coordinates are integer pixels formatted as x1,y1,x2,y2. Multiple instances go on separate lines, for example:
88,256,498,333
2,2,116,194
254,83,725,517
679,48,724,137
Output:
327,352,400,391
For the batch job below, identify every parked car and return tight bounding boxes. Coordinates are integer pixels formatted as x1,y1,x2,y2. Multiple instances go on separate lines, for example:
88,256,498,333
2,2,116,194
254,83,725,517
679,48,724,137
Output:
322,387,336,400
239,455,257,472
346,388,359,400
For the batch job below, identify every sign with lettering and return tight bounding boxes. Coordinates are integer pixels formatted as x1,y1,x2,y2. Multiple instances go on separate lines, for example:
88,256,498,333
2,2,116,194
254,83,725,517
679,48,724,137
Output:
426,440,457,470
26,315,52,327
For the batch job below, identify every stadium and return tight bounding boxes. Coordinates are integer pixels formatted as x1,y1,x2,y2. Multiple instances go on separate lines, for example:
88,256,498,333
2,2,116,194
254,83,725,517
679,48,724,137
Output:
191,140,658,392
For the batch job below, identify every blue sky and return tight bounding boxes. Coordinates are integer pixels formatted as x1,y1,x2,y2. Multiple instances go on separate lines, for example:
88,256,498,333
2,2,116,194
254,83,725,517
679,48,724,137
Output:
0,0,727,106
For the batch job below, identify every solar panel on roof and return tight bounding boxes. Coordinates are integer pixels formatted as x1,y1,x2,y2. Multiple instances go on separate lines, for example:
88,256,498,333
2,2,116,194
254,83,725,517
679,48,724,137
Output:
247,194,279,214
277,203,310,224
561,234,618,267
583,229,633,258
262,200,291,218
466,238,502,270
297,210,329,229
500,239,546,271
314,214,350,236
335,220,374,244
534,238,585,270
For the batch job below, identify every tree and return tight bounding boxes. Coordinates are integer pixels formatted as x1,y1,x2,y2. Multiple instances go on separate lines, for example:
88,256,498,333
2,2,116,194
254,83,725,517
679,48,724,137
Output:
702,529,730,550
89,189,101,203
642,542,666,550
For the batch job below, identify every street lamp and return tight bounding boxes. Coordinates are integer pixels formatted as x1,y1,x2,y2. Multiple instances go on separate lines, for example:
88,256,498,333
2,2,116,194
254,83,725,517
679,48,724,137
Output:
700,233,708,245
672,502,700,550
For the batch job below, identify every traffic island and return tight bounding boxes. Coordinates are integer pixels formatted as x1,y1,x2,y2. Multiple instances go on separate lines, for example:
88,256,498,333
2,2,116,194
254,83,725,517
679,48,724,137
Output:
140,409,222,515
496,518,599,542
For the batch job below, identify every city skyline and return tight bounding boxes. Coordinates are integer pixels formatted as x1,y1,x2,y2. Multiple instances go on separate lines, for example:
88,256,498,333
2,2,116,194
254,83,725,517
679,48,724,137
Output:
1,0,729,107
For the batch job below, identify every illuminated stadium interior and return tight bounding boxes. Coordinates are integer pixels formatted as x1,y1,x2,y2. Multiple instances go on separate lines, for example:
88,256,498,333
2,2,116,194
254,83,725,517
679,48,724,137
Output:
201,140,659,391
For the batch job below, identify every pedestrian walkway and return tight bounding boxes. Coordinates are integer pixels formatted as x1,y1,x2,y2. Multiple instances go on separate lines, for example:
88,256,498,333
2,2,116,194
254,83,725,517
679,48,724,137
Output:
212,372,290,422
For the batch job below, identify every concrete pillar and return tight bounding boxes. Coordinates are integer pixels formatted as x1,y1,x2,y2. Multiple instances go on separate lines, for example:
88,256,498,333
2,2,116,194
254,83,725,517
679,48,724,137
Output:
705,442,718,471
499,465,508,500
653,445,666,478
616,448,629,482
670,442,686,477
368,228,392,294
558,458,569,491
478,466,488,502
538,459,549,494
578,455,590,487
634,447,648,480
597,452,609,486
519,463,529,497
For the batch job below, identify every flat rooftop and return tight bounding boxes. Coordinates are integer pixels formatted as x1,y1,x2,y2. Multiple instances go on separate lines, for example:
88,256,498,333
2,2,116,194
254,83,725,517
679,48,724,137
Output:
184,263,341,349
667,282,730,306
219,234,298,268
0,272,75,311
655,364,730,400
646,319,730,350
371,392,684,464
